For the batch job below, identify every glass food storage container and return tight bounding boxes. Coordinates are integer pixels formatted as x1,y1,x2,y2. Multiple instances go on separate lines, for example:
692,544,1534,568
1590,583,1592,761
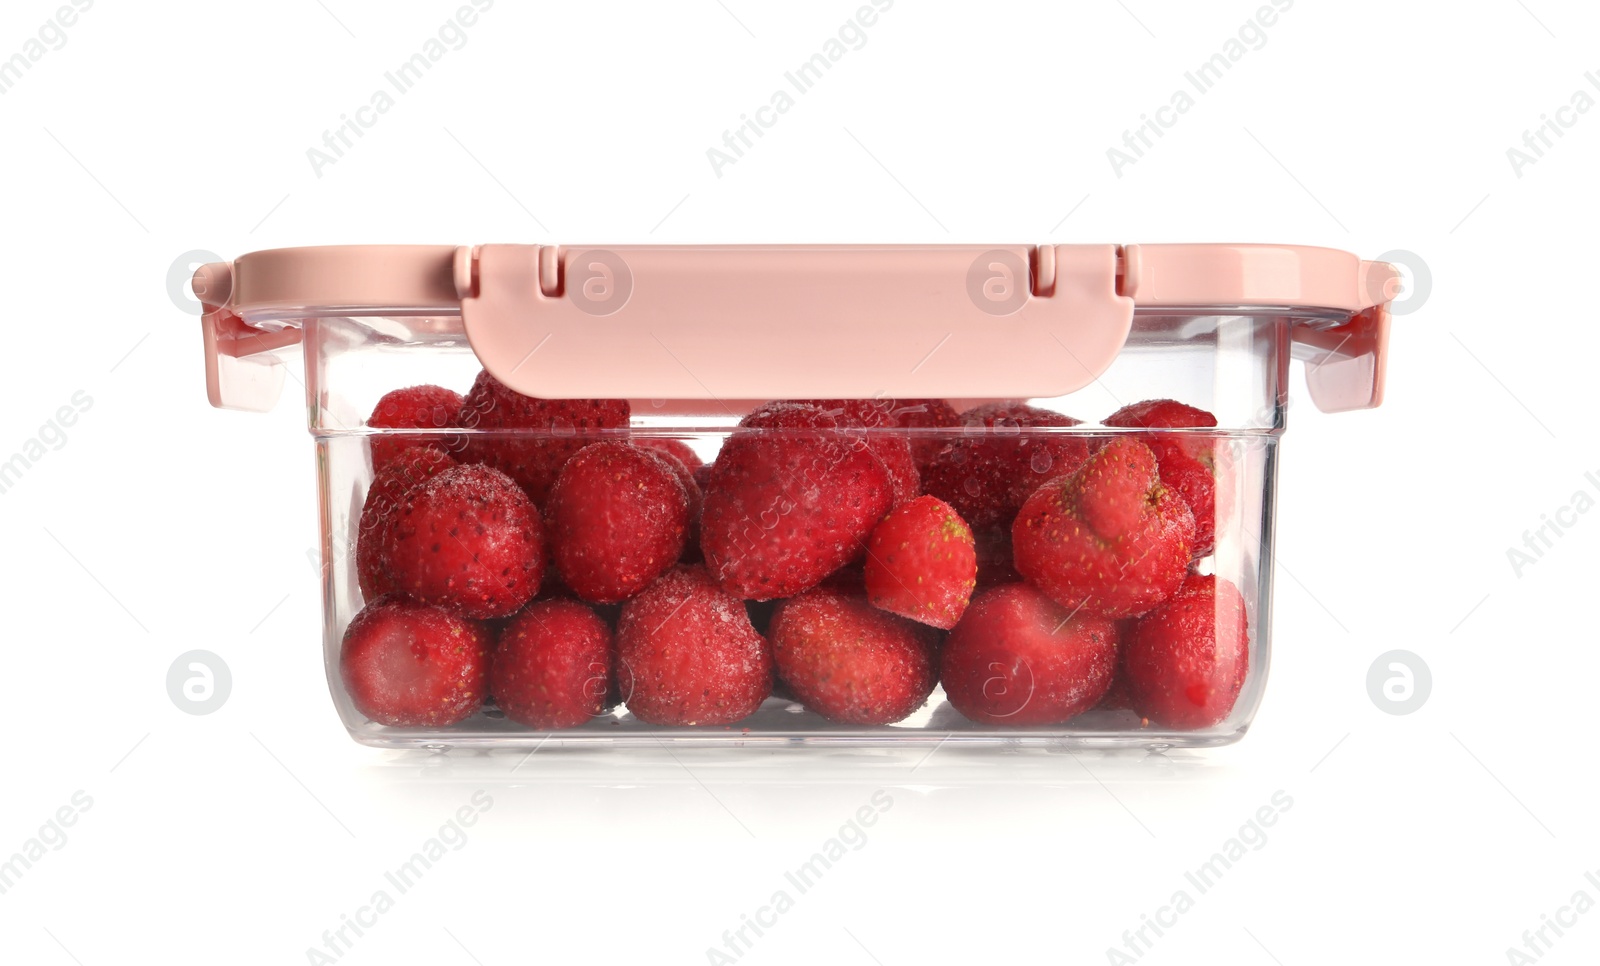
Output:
189,244,1396,750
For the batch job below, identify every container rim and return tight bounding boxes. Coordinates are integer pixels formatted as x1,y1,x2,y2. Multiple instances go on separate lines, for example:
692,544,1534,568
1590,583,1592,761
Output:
193,243,1400,320
188,244,1396,415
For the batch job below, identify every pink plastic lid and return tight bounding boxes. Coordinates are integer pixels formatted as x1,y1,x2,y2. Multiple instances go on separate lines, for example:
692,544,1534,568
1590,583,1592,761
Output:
191,243,1397,414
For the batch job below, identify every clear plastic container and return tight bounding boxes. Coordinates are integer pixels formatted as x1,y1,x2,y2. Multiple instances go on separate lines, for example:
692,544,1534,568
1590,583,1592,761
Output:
190,244,1397,750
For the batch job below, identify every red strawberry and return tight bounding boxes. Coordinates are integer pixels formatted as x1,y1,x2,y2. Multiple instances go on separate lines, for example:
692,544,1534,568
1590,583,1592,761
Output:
385,464,545,619
616,565,773,725
339,593,493,727
770,589,938,725
1123,574,1249,729
491,599,614,729
1103,399,1214,430
1104,399,1232,557
356,446,457,600
367,385,464,471
546,442,691,603
887,398,962,470
1012,437,1194,618
863,496,976,629
940,583,1120,724
635,439,705,562
700,403,894,600
636,438,703,473
922,403,1093,531
456,369,630,505
795,400,919,505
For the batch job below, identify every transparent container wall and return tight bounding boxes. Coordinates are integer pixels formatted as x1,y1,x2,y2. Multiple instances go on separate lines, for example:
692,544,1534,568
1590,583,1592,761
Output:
305,311,1290,749
302,311,1293,435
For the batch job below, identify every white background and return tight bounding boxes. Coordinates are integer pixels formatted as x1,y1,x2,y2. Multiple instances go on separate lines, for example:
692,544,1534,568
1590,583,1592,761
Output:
2,1,1596,964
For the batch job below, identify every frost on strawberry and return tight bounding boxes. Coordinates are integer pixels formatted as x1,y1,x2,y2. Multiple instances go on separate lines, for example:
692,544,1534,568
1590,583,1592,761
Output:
863,495,977,629
634,439,705,562
940,583,1120,725
1104,398,1232,557
886,398,962,470
616,565,773,726
455,368,630,506
546,442,691,604
1011,436,1194,618
491,599,614,729
1122,574,1249,729
355,446,457,601
699,402,894,600
340,594,493,727
384,463,546,619
794,399,920,506
366,384,464,471
921,402,1093,531
771,589,938,725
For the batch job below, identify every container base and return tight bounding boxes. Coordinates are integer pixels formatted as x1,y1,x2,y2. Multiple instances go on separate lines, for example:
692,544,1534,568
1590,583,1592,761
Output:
342,692,1248,752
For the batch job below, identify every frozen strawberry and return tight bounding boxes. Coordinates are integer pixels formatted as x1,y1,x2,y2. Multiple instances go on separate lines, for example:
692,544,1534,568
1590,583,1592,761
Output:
616,565,773,725
635,439,704,562
940,583,1120,724
385,463,545,619
1104,399,1232,556
795,400,919,505
367,385,464,471
887,398,962,470
355,446,457,600
1103,399,1214,431
922,403,1094,531
770,589,938,725
863,496,976,629
636,438,703,473
546,442,691,603
339,593,493,727
490,598,614,729
870,439,919,508
700,403,894,600
1123,574,1249,729
1012,437,1194,618
456,369,630,505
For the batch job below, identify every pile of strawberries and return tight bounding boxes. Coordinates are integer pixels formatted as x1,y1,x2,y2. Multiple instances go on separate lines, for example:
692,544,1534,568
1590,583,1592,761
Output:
341,372,1250,733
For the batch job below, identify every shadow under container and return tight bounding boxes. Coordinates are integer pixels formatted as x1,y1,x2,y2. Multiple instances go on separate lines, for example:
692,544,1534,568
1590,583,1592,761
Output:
190,243,1397,751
